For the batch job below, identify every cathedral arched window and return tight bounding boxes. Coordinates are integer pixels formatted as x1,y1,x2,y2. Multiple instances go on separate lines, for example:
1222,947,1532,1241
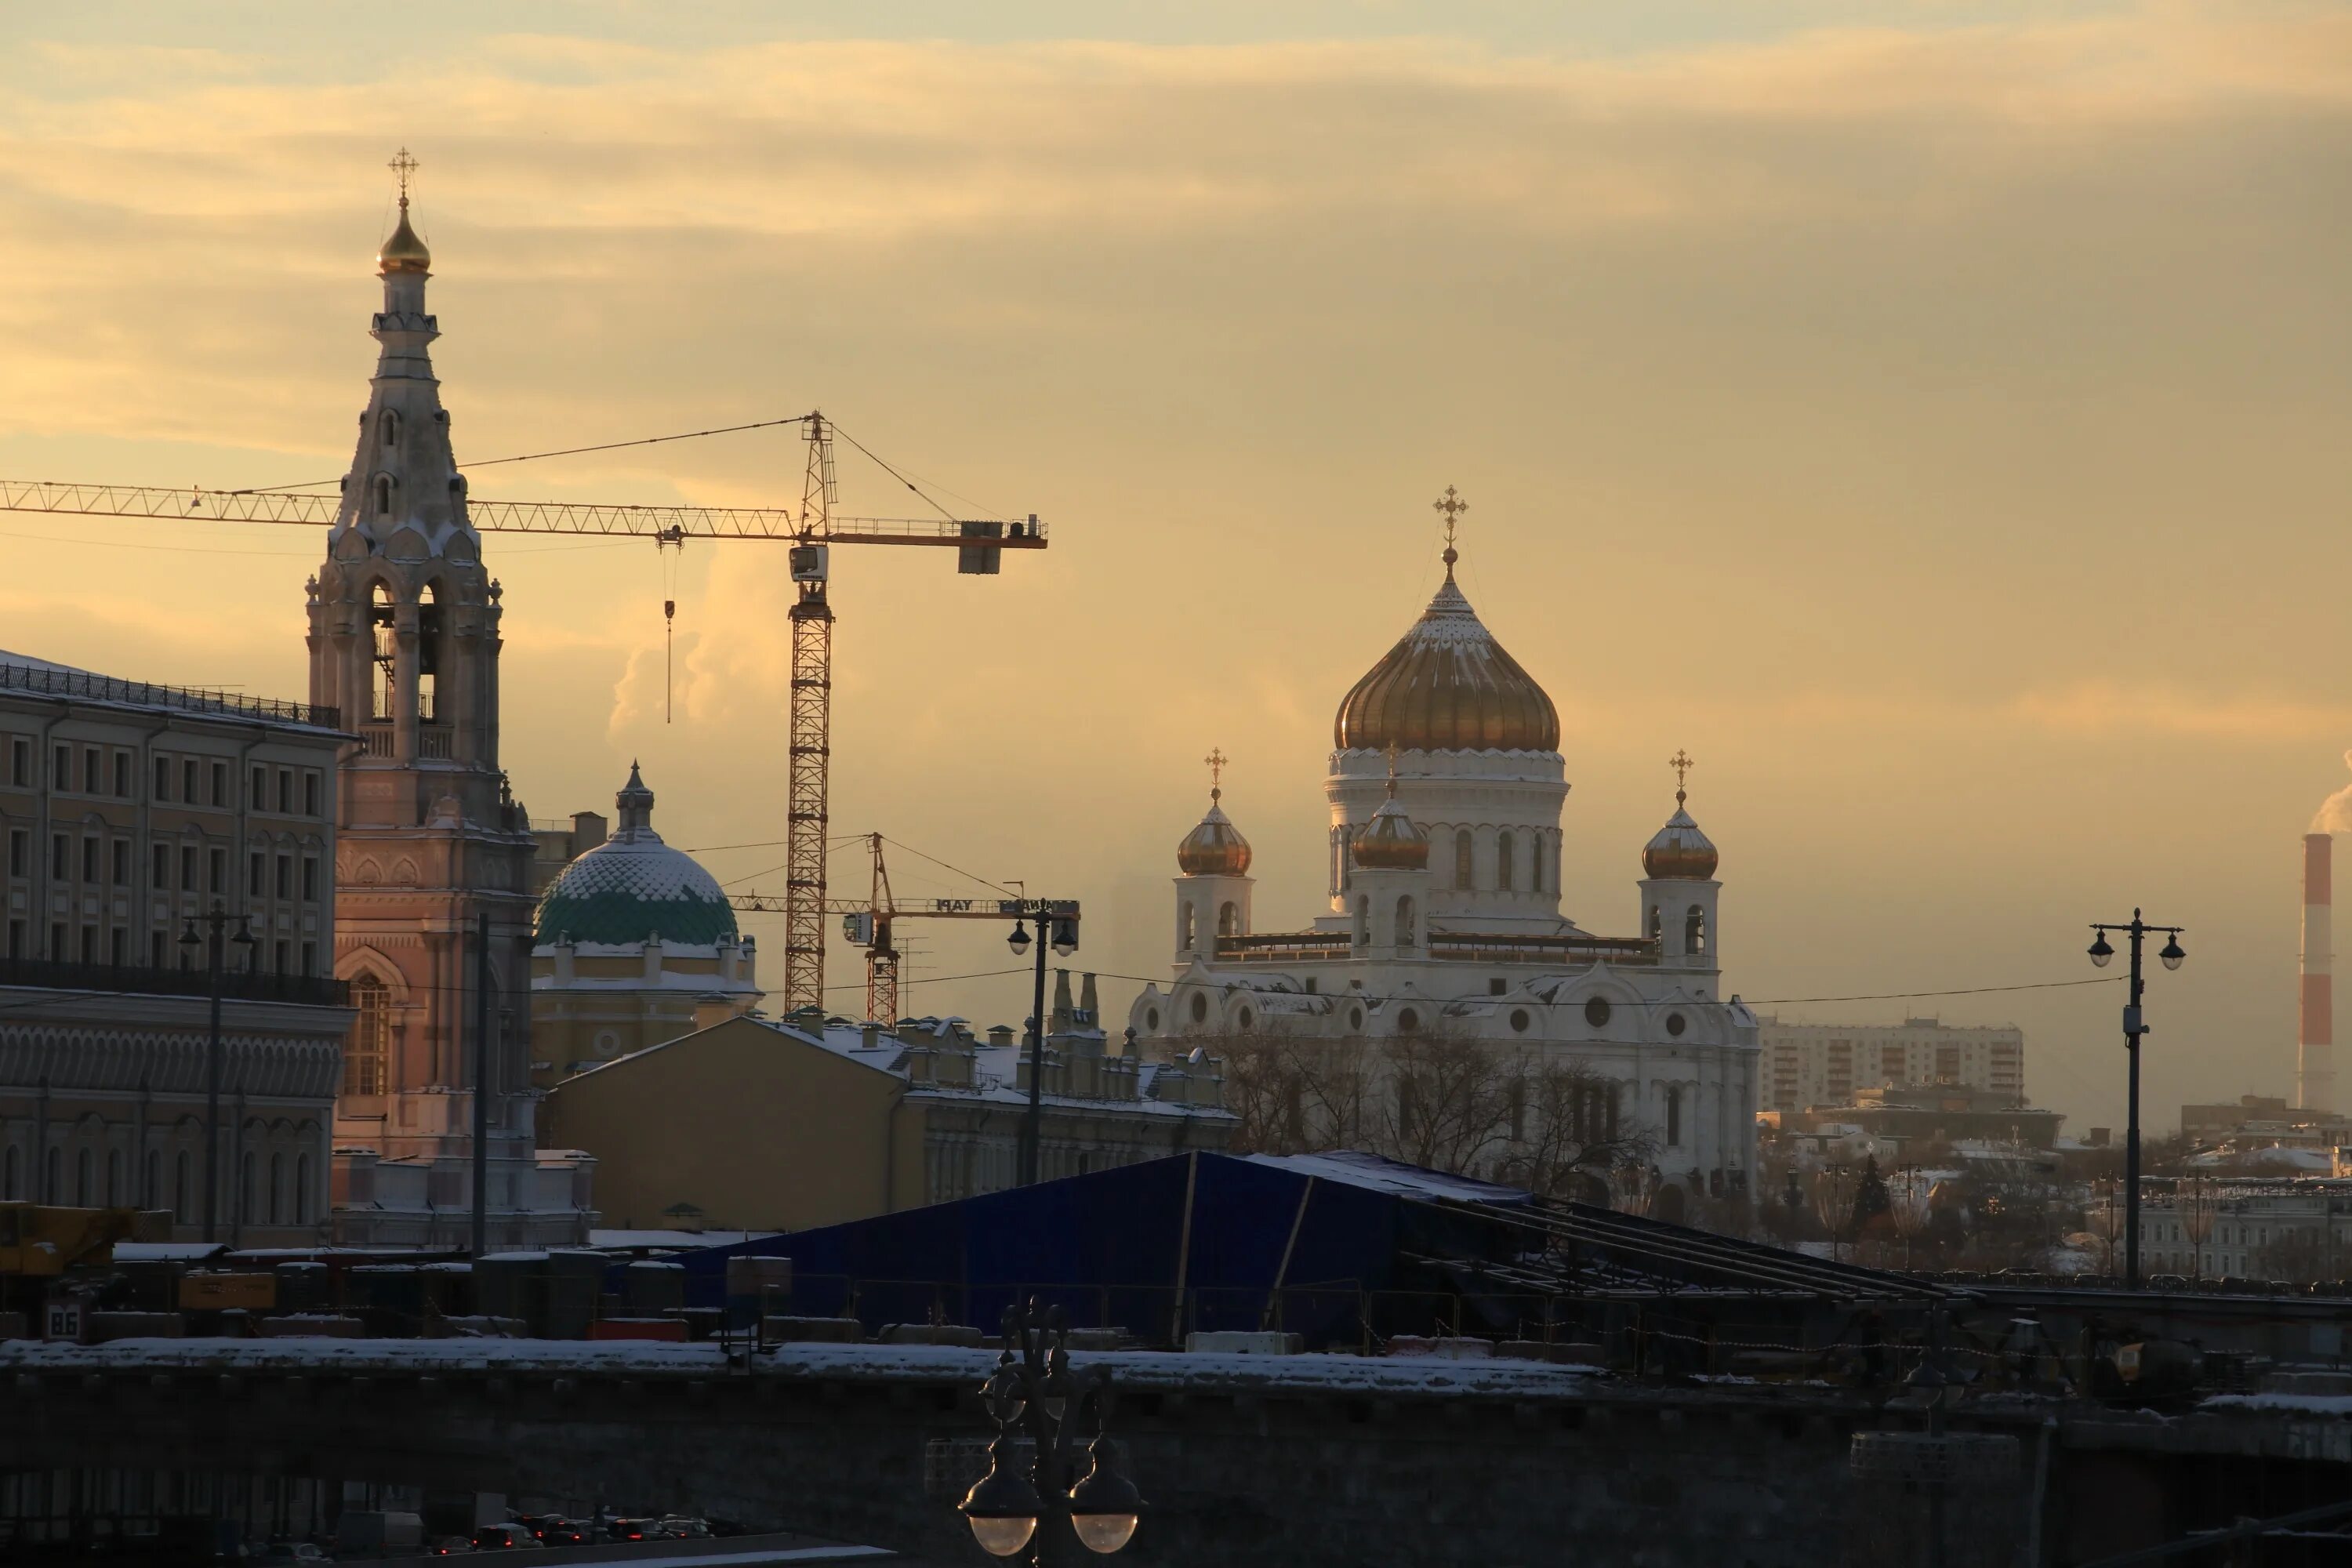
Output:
1647,906,1663,942
1352,896,1370,949
1217,902,1238,938
372,474,394,518
379,409,400,449
107,1149,122,1207
295,1152,312,1225
1180,902,1196,950
269,1152,285,1225
346,975,390,1096
1396,895,1416,947
1665,1085,1682,1148
1454,829,1473,890
44,1146,60,1204
1530,832,1544,893
1686,904,1707,956
143,1149,158,1208
369,583,397,722
1497,832,1515,892
75,1147,93,1207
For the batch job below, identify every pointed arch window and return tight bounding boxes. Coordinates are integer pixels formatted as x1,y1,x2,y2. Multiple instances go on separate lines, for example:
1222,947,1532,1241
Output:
372,474,394,518
1686,904,1708,956
1665,1085,1682,1148
1352,895,1370,950
1647,906,1663,942
1530,832,1544,893
1180,902,1196,950
1497,832,1515,892
1454,829,1473,890
1396,895,1416,947
346,975,390,1095
1217,902,1239,937
379,409,400,449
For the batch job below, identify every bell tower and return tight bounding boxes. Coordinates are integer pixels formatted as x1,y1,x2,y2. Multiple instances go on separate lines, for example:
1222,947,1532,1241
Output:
305,154,582,1246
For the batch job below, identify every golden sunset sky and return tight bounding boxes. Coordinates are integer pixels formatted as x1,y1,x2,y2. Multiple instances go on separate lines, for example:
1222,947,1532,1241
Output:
2,2,2348,1133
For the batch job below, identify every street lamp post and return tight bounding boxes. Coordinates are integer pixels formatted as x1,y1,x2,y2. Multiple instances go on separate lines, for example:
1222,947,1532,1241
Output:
179,901,254,1244
1007,910,1080,1188
2086,909,2186,1290
960,1300,1143,1565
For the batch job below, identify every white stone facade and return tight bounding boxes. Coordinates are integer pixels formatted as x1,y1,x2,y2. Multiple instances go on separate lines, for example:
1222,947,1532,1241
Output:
1131,548,1760,1210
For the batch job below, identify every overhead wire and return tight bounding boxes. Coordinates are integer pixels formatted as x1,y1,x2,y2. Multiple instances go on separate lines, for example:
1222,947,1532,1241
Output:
234,413,820,495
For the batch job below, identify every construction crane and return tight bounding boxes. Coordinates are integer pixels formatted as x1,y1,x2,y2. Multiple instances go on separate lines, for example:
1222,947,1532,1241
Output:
0,414,1048,1012
728,832,1079,1025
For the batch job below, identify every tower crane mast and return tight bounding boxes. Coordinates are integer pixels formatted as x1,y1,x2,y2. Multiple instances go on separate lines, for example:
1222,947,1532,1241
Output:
0,413,1049,1013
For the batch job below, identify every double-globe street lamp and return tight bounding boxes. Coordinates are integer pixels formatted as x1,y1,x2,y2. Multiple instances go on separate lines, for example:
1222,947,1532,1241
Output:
960,1301,1144,1563
1007,911,1080,1188
2086,909,2186,1290
179,900,255,1244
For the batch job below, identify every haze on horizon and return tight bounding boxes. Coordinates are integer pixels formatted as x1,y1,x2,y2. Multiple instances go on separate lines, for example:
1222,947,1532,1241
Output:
2,0,2348,1135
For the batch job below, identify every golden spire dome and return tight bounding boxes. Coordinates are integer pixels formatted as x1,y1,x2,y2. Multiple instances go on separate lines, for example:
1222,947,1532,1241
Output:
1642,750,1719,880
378,148,431,276
1351,747,1431,871
1334,487,1559,754
1177,747,1253,876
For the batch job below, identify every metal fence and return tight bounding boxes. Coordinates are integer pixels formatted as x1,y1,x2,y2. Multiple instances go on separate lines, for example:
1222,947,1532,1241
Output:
0,659,339,729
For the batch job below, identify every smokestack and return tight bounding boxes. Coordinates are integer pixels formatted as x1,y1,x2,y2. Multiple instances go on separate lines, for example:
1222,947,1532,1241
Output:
2302,832,2334,1114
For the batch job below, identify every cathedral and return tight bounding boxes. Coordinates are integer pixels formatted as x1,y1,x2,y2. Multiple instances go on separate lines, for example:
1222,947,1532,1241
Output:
1128,503,1760,1214
305,172,594,1245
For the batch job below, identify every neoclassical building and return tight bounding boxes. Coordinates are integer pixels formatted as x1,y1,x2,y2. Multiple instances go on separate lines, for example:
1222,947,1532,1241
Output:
529,764,762,1087
306,180,594,1246
1129,514,1760,1212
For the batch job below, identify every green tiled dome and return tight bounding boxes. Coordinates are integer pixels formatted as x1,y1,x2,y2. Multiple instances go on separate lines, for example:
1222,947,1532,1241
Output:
534,764,739,949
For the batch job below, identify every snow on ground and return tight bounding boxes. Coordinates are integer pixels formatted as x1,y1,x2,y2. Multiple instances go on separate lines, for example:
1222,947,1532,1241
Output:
0,1336,1600,1395
2204,1393,2352,1415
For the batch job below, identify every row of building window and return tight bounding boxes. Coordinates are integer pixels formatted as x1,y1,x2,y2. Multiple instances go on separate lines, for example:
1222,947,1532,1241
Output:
4,737,322,817
2,919,318,974
0,1142,313,1225
1327,826,1558,895
7,828,320,901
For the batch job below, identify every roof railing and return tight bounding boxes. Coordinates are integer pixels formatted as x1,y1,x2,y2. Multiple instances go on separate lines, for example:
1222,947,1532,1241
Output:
0,659,339,728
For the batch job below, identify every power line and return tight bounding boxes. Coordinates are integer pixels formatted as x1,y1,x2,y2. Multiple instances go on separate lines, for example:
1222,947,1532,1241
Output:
1059,969,2130,1013
877,836,1016,899
238,413,820,495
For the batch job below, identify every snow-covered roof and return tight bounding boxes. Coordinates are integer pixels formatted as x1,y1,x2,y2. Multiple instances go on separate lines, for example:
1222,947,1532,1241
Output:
1245,1150,1532,1205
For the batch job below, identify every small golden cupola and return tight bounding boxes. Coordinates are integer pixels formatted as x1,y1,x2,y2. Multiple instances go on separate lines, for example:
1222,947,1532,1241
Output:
1334,488,1559,755
377,148,432,276
1351,750,1431,871
1642,750,1719,880
1177,748,1253,877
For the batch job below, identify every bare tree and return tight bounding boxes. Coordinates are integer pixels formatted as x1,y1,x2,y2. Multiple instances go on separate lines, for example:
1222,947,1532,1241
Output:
1215,1032,1374,1156
2180,1175,2221,1283
1494,1056,1660,1203
1377,1029,1511,1174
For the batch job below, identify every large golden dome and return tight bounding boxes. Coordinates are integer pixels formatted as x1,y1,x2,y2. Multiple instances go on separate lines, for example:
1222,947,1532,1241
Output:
1335,572,1559,753
379,198,431,276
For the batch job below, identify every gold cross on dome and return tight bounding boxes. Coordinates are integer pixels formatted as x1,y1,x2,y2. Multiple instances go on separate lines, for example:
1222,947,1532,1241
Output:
1669,749,1694,802
389,147,419,203
1204,746,1227,800
1432,485,1468,561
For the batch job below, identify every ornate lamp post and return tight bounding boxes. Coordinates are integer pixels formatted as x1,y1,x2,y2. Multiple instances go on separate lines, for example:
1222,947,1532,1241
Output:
960,1301,1143,1563
2085,909,2186,1289
179,901,254,1243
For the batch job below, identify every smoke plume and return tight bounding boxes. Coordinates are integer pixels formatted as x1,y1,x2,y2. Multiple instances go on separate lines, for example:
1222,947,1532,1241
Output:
2314,751,2352,833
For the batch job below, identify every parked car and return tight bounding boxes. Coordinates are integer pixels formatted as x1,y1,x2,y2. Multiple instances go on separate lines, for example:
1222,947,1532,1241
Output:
469,1523,546,1550
657,1516,713,1539
604,1518,659,1542
425,1540,472,1558
534,1519,589,1546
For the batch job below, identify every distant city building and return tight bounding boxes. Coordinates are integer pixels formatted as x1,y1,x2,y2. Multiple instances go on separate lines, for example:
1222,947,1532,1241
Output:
543,971,1232,1232
307,183,592,1247
2137,1180,2352,1279
2180,1094,2350,1149
529,765,760,1087
1784,1081,2063,1153
0,651,350,1242
529,808,608,900
1758,1016,2024,1114
1127,520,1759,1220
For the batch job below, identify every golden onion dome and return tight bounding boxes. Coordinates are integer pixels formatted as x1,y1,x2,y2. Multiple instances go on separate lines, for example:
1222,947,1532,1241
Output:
1642,793,1719,880
379,198,432,276
1177,793,1252,877
1335,569,1559,754
1352,793,1430,872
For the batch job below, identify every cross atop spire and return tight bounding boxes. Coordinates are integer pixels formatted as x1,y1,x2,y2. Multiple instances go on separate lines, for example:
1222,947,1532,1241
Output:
1432,485,1468,575
1669,749,1694,805
389,147,419,207
1203,746,1227,802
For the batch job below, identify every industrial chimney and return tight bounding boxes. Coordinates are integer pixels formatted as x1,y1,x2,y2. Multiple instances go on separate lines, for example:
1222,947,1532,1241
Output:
2302,832,2334,1114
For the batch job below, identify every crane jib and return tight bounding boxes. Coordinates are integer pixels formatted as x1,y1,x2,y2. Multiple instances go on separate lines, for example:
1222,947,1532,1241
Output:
0,480,1047,547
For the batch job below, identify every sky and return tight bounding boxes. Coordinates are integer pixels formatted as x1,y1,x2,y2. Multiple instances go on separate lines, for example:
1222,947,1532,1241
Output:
1,2,2348,1134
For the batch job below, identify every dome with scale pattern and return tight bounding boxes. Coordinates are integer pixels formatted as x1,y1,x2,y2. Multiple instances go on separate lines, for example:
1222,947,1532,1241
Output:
1334,570,1559,754
534,764,738,947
